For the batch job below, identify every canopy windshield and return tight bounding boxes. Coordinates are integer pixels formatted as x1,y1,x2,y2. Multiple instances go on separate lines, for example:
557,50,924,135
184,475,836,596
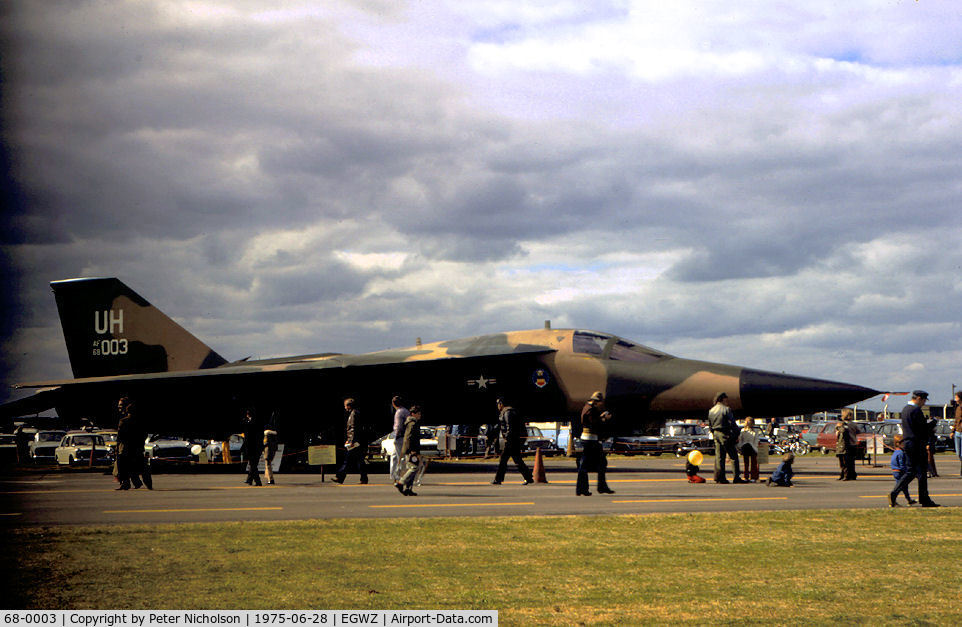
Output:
573,331,670,363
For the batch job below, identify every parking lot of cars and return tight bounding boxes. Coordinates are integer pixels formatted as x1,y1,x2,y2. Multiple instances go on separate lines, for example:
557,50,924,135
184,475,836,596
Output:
6,413,959,473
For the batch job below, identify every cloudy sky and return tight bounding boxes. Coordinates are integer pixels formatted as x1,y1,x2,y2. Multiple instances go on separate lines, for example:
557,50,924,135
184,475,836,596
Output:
2,1,961,412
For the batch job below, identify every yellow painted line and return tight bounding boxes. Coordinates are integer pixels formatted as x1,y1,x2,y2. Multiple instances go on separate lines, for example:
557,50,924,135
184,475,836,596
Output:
370,502,535,509
104,507,284,514
437,478,688,486
0,512,23,517
612,497,789,504
859,494,962,499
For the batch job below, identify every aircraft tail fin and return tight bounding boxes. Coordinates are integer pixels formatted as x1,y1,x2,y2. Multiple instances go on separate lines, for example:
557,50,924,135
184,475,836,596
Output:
51,278,228,379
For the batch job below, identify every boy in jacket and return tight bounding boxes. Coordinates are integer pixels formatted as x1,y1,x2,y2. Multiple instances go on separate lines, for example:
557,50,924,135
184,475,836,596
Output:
890,435,916,505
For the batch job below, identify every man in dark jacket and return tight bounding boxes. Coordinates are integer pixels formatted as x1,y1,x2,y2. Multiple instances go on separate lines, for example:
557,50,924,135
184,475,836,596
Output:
889,390,939,507
334,398,369,484
114,397,137,490
491,397,533,485
242,407,264,486
576,391,614,495
115,397,151,490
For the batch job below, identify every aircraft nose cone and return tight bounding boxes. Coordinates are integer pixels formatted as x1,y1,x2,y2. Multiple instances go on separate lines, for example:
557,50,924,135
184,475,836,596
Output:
739,368,879,416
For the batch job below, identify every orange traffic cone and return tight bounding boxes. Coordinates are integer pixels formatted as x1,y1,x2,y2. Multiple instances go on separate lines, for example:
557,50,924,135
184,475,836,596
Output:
533,447,548,483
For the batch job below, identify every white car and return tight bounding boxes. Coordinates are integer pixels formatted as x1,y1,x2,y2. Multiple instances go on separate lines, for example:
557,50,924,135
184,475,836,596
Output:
205,434,246,463
378,427,441,458
29,430,67,462
55,432,112,466
144,434,201,466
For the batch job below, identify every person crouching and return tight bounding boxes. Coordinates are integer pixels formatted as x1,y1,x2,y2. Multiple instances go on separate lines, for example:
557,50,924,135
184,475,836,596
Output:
766,452,795,487
686,460,706,483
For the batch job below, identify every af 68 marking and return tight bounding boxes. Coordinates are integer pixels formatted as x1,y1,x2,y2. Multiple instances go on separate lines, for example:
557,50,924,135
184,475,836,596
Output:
92,338,128,357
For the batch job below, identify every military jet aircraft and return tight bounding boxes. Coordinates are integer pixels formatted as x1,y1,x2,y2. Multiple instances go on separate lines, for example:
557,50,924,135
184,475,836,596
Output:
9,277,878,437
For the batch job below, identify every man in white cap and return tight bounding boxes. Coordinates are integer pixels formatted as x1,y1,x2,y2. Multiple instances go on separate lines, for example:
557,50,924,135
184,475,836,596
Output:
890,390,939,507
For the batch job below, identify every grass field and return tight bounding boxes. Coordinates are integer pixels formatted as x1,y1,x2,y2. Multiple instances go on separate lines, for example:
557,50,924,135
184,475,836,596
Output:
5,509,962,625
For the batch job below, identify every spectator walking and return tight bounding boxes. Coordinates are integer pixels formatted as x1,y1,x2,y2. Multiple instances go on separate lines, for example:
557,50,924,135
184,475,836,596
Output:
890,435,916,505
334,398,369,485
242,407,264,486
389,396,409,482
737,417,760,482
708,392,744,483
263,411,279,485
576,391,615,495
491,397,534,486
889,391,939,508
115,397,151,490
395,405,424,496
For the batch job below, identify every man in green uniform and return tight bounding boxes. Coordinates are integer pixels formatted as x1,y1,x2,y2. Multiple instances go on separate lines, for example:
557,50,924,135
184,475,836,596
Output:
708,392,744,484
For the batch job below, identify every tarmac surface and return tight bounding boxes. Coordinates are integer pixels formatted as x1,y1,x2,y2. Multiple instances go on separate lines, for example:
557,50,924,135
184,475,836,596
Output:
2,454,960,525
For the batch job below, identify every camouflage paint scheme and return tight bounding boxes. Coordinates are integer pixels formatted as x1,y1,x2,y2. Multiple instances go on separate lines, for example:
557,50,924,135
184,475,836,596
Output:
11,278,878,439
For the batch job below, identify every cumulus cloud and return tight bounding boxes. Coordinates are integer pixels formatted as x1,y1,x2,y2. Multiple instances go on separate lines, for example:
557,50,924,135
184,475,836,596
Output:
2,1,962,408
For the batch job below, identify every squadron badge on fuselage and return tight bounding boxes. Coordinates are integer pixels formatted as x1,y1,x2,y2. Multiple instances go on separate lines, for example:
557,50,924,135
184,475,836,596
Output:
532,368,550,388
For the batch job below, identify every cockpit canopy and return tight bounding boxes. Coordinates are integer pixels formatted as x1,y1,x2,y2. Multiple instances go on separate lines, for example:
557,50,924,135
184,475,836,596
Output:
572,330,671,363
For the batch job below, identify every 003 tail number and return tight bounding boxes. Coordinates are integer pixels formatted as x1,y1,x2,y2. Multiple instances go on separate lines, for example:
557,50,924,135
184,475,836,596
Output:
92,338,128,356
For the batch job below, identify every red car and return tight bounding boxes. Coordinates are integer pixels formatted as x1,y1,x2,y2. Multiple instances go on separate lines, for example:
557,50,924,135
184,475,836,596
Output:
815,421,876,457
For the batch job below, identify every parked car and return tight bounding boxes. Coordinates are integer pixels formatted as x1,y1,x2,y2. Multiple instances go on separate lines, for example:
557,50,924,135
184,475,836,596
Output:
932,419,954,452
610,431,662,455
376,426,442,459
96,429,119,453
205,434,245,462
657,422,713,457
801,421,829,449
521,426,561,455
28,430,67,462
55,432,112,466
873,419,903,452
815,421,876,457
144,434,197,467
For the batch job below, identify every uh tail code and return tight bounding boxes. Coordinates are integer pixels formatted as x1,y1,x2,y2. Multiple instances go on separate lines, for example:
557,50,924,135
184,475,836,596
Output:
92,309,128,356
